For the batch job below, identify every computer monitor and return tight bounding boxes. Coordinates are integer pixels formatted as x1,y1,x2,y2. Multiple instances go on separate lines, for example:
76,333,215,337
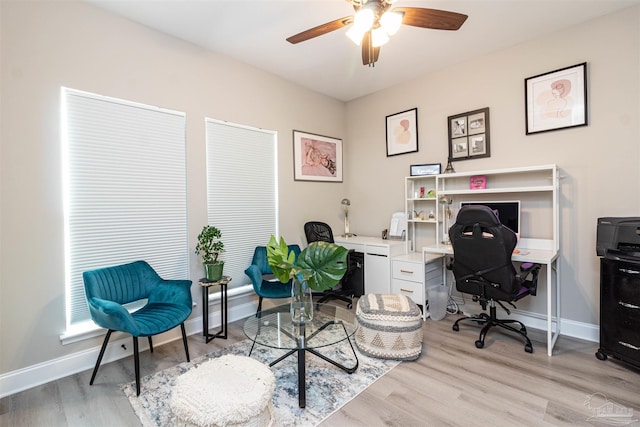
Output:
459,200,521,235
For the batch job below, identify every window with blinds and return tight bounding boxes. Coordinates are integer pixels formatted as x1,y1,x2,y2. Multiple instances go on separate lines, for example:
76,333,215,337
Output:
62,88,188,330
204,119,277,288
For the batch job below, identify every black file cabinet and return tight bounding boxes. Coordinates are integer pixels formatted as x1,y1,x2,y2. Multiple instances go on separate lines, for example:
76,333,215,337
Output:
596,258,640,368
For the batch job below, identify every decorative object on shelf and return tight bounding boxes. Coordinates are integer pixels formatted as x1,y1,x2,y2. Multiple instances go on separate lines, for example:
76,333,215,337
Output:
427,189,436,198
525,62,588,135
413,210,424,220
195,225,225,281
341,198,356,237
444,160,456,174
470,175,487,189
293,130,343,182
439,195,453,244
448,107,490,161
386,108,418,157
410,163,441,176
266,235,348,325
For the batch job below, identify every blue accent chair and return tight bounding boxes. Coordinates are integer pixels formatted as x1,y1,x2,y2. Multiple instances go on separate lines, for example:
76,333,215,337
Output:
83,260,192,396
244,245,301,314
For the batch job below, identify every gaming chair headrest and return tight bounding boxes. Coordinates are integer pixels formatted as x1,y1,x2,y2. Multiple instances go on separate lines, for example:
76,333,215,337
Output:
455,205,502,227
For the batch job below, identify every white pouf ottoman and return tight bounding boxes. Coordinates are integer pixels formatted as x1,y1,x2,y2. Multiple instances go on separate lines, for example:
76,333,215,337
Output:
355,293,423,361
170,354,275,427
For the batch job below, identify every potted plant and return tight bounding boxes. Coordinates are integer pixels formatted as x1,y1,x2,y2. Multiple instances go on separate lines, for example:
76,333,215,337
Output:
266,235,348,324
195,225,225,281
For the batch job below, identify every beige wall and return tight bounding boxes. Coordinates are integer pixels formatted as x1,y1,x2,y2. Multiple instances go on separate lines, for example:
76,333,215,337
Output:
0,1,346,374
345,7,640,324
1,0,639,378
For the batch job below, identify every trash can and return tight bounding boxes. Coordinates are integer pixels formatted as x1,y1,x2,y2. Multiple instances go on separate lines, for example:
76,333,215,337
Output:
427,283,448,321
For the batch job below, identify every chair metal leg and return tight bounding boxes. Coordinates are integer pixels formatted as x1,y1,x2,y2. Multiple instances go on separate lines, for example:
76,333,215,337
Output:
249,307,262,356
454,303,533,352
90,329,113,386
180,323,190,362
133,336,140,396
256,297,263,317
148,336,153,353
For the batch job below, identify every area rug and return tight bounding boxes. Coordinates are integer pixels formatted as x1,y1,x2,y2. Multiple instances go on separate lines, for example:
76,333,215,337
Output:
122,338,400,426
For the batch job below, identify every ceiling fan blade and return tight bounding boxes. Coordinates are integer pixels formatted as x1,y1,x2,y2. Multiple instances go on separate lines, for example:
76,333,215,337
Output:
286,16,354,44
361,31,380,66
394,7,468,31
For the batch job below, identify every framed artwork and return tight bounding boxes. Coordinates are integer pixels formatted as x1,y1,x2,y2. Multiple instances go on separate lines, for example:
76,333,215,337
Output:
525,62,588,135
410,163,441,176
447,107,490,161
293,130,343,182
386,108,418,157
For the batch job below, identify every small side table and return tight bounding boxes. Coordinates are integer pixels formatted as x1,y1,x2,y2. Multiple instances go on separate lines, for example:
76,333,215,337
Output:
198,276,230,343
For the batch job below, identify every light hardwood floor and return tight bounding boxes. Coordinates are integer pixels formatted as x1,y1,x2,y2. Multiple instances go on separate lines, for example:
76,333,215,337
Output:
2,309,639,427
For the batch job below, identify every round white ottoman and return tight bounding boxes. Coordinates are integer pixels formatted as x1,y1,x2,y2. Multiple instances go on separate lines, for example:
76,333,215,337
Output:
170,354,275,427
355,293,424,360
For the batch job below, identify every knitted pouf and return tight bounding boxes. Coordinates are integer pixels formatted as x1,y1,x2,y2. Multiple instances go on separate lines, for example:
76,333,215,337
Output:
170,355,275,427
355,293,424,360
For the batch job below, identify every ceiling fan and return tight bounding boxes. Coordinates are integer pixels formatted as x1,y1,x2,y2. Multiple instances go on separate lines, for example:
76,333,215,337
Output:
286,0,468,67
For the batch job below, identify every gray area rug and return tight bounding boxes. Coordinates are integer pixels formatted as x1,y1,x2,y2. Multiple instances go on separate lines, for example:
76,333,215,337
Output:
122,337,400,426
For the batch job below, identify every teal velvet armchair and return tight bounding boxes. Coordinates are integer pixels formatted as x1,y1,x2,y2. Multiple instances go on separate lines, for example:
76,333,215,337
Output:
244,245,301,314
83,260,192,395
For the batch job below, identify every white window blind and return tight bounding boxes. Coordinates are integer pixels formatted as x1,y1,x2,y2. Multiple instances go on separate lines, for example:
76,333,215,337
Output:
62,88,188,329
205,119,277,287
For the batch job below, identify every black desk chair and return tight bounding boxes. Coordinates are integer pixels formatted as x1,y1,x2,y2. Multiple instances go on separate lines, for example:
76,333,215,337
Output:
448,205,541,353
304,221,354,308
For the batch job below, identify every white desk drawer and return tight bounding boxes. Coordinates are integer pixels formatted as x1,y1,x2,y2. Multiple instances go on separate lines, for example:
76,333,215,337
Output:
392,260,424,282
392,278,424,303
366,244,390,256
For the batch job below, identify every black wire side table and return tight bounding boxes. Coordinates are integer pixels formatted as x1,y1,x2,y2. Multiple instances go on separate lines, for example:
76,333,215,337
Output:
198,276,230,343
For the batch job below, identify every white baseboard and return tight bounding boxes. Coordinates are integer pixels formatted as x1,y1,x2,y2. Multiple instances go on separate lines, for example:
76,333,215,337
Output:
1,291,600,399
0,287,258,399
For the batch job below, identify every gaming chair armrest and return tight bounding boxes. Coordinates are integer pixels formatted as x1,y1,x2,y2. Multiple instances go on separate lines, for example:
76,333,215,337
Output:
517,262,541,296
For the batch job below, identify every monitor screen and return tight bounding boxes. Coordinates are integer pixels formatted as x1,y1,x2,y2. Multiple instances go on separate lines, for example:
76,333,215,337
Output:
459,200,521,235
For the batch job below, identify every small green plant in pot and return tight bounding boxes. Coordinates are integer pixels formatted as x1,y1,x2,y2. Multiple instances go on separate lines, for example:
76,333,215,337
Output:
266,235,348,324
195,225,225,281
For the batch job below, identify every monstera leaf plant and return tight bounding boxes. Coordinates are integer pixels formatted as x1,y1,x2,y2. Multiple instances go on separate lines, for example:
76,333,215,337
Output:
266,235,348,291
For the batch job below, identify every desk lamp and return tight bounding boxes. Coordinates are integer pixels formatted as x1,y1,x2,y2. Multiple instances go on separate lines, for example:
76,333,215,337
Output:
341,198,355,237
439,195,453,244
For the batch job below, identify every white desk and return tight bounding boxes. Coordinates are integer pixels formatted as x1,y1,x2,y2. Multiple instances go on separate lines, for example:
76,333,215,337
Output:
334,236,406,295
422,243,560,356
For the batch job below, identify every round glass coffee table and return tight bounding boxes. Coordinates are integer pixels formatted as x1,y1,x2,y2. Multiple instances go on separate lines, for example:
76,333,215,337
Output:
243,303,359,408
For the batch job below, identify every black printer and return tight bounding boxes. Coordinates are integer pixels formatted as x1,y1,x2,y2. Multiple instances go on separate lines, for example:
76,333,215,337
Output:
596,217,640,261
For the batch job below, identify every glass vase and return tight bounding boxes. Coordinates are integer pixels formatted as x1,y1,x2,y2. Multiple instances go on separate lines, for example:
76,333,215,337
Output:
290,277,313,325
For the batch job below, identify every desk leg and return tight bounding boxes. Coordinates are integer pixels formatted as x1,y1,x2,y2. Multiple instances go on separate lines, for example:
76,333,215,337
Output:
547,258,561,356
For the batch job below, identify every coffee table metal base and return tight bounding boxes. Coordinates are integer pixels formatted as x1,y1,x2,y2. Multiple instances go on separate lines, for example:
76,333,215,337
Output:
251,319,358,408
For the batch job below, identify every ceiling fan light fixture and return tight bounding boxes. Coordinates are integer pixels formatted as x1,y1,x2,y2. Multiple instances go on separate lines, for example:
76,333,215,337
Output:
380,11,402,36
353,8,375,33
371,27,390,47
346,26,366,45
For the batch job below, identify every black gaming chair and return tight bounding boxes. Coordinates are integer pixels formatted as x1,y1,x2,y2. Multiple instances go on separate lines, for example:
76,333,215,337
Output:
448,205,541,353
304,221,354,308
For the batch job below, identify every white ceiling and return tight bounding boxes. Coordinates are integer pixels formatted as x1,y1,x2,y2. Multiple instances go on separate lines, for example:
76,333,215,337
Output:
87,0,640,102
